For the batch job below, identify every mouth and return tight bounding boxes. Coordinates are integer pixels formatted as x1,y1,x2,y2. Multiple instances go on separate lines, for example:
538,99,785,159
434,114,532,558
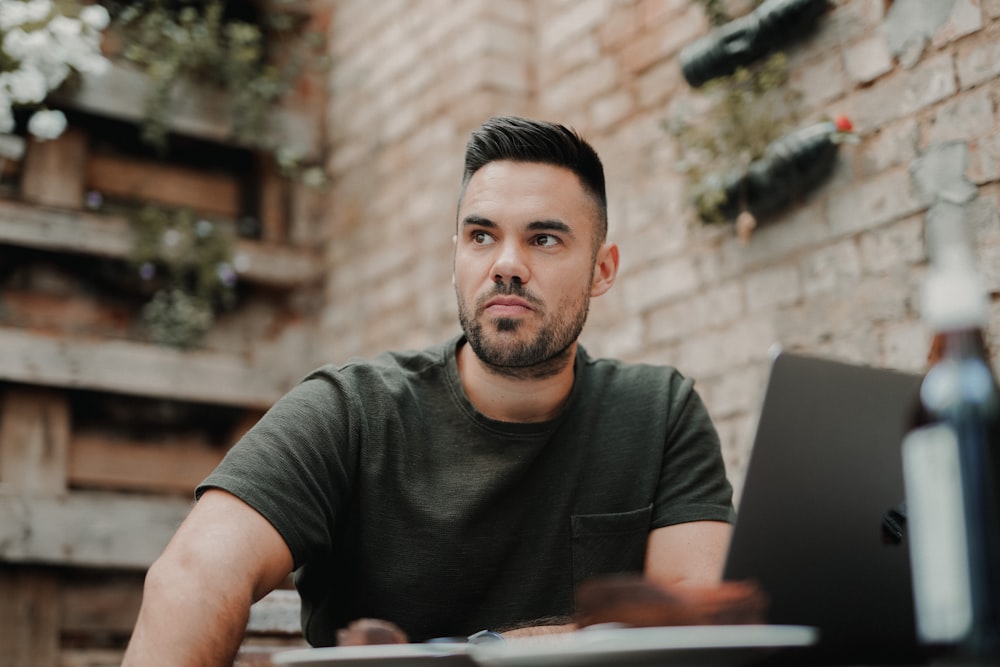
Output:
483,296,534,318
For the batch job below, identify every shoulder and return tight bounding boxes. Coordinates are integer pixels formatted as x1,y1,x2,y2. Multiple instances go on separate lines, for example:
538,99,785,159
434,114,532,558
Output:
577,347,695,405
300,337,454,396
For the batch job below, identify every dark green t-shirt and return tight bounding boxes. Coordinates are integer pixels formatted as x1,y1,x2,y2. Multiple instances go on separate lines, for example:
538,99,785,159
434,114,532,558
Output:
198,335,734,644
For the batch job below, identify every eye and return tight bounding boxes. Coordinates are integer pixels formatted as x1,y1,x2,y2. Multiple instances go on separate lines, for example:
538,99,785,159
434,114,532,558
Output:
533,234,560,247
470,230,494,245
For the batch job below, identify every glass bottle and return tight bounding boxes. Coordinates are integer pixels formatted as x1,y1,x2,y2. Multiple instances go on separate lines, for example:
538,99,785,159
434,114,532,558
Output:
902,226,1000,659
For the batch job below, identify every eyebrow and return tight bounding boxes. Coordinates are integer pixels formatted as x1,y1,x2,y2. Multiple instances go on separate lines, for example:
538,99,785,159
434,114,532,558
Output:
461,215,575,238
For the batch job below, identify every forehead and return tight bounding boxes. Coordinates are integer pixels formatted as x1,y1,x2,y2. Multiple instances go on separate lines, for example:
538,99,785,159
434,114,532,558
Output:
459,161,598,228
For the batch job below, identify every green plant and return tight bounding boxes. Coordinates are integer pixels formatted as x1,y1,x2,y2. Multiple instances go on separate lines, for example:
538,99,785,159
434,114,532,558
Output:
130,205,238,348
665,51,801,224
105,0,320,155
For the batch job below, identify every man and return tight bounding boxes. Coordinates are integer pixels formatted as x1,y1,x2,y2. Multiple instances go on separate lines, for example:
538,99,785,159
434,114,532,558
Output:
122,116,734,665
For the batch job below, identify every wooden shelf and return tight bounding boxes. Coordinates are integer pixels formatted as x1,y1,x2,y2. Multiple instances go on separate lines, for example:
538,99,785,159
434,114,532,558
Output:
0,327,294,409
0,489,191,569
52,61,321,160
0,199,323,289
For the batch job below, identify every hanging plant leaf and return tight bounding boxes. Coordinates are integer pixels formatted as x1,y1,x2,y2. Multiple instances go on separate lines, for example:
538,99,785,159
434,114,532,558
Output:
695,119,854,224
680,0,831,88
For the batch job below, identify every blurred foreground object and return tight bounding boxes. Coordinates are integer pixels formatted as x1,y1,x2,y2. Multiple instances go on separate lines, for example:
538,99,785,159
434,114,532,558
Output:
575,575,768,628
0,0,109,139
336,618,410,646
902,214,1000,659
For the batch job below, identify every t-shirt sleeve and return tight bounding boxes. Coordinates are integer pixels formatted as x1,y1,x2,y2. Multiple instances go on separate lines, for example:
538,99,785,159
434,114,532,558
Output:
651,375,736,528
196,370,357,569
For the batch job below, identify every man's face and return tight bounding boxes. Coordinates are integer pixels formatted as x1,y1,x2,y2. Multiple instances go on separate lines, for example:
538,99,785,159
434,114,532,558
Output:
454,160,614,376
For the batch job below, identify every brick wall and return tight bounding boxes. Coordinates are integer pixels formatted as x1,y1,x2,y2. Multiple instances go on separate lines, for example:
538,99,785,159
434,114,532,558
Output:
322,0,1000,499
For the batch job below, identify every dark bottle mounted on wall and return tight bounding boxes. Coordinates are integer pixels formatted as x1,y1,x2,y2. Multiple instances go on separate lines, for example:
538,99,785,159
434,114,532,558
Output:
902,222,1000,659
706,120,841,222
679,0,830,88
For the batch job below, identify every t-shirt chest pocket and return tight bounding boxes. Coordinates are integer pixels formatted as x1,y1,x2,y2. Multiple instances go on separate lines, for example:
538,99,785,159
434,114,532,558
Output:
570,504,652,586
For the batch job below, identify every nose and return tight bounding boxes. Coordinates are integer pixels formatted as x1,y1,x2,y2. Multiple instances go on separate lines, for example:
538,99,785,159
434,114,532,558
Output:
491,240,529,285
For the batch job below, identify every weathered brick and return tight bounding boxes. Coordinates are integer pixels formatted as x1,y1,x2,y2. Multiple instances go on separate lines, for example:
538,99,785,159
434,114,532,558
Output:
541,57,619,114
659,4,710,64
856,118,920,178
647,280,744,345
597,6,639,51
801,239,863,298
931,0,984,48
700,363,768,419
956,32,1000,88
736,200,830,267
881,319,931,372
676,316,777,378
924,87,996,146
635,58,685,111
714,409,758,504
979,241,1000,293
639,0,687,24
968,130,1000,185
744,265,802,313
789,54,847,112
827,168,924,236
844,52,956,133
619,24,672,75
538,0,608,52
823,0,886,48
589,90,634,131
859,215,926,274
967,189,1000,244
646,297,701,346
843,33,894,85
622,255,700,312
538,36,601,87
852,273,916,324
987,0,1000,18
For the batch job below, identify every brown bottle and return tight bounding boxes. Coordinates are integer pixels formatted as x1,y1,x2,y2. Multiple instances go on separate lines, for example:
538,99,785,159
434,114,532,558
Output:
902,231,1000,659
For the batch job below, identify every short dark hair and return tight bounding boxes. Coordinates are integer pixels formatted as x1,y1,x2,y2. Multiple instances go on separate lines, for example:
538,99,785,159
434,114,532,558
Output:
460,116,608,242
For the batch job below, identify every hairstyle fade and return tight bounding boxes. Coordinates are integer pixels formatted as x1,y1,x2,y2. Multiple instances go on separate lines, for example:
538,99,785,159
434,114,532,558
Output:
461,116,608,242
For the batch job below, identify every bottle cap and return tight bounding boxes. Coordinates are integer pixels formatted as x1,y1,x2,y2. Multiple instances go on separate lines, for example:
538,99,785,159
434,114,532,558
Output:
921,258,988,331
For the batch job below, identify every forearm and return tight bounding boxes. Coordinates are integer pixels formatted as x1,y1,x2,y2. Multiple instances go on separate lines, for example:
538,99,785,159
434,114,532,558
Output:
500,622,577,638
498,615,577,638
122,555,253,666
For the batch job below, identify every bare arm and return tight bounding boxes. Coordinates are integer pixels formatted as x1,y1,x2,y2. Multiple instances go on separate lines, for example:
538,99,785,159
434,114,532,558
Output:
122,489,294,667
644,520,732,587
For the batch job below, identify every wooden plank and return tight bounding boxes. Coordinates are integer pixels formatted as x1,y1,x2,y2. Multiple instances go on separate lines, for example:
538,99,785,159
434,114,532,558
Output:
69,433,225,495
85,153,241,220
0,327,293,409
0,389,70,494
51,61,321,160
0,200,324,288
21,128,88,209
0,200,132,257
0,490,191,569
258,155,288,243
0,567,61,667
61,576,143,636
58,648,126,667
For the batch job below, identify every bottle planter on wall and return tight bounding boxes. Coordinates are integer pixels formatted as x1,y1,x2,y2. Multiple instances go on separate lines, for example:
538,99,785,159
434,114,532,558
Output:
693,116,855,232
680,0,830,88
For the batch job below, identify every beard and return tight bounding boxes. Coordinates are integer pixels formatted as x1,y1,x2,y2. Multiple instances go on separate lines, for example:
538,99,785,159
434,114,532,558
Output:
457,279,591,380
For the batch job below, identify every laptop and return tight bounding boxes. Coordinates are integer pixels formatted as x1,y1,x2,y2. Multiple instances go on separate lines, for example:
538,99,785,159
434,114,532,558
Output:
723,351,925,665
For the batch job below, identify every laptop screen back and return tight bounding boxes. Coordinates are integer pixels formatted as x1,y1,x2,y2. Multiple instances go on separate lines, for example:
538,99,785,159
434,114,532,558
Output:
723,352,924,664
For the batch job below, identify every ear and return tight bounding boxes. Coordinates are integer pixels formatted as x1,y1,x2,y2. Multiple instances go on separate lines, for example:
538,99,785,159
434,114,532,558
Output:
590,242,619,297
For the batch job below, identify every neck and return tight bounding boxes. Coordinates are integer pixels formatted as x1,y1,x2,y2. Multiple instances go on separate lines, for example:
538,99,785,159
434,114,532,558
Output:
456,339,577,423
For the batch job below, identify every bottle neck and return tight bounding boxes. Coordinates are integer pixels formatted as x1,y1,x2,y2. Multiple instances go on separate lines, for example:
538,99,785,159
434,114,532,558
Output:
928,327,992,367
